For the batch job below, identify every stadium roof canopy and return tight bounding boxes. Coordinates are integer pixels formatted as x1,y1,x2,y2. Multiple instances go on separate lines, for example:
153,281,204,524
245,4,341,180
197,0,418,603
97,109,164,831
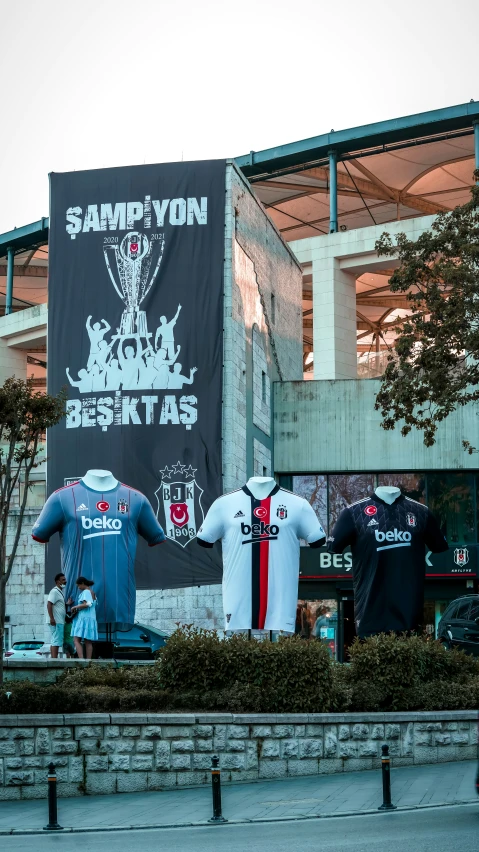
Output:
235,101,479,241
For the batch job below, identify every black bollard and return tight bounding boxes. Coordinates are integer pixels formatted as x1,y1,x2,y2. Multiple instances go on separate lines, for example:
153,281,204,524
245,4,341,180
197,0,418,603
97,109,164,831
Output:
208,755,227,823
43,762,63,830
378,744,396,810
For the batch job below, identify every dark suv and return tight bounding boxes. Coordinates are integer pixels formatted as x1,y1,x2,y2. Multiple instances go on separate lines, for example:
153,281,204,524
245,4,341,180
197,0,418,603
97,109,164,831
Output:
93,623,170,660
437,595,479,656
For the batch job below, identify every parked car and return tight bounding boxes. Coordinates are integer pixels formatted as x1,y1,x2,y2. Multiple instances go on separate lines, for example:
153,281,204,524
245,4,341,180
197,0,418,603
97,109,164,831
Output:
4,640,50,660
437,595,479,656
93,622,170,660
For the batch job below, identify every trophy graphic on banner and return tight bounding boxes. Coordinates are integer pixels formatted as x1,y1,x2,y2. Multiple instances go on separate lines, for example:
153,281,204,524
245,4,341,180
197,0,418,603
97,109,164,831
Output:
104,232,165,337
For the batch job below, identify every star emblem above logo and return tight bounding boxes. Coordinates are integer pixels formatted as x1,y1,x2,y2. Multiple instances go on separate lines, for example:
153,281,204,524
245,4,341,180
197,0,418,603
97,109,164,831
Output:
183,465,197,480
171,461,186,476
159,466,173,480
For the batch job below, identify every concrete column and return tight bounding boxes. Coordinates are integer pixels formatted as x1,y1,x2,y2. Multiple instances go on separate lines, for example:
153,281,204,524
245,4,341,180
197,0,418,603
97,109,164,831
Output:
0,339,27,384
312,254,357,379
474,121,479,179
5,247,14,316
329,150,338,233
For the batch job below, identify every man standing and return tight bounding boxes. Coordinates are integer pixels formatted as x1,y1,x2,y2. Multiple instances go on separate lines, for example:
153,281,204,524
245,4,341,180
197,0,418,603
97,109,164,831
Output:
46,573,67,658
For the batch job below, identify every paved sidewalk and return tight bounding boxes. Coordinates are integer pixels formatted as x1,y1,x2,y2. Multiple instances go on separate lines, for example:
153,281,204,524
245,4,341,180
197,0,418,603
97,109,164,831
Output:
0,760,476,834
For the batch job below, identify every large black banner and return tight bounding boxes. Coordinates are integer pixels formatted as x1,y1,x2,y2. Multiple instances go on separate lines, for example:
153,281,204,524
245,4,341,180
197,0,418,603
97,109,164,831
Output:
47,161,225,590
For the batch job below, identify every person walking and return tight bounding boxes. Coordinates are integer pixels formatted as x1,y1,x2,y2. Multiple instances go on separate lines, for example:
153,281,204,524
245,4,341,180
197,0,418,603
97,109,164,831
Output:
46,573,67,658
71,577,98,659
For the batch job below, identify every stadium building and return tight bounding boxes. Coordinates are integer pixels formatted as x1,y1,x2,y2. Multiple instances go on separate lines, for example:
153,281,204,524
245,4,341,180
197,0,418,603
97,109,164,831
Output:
2,101,479,660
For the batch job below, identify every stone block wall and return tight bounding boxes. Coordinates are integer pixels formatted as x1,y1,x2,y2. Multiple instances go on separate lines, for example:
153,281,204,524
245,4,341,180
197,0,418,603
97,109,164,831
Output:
5,509,46,647
0,711,476,800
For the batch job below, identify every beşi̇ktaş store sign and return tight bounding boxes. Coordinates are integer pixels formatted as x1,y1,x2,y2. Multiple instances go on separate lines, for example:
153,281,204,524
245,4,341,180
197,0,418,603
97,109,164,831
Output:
300,545,478,578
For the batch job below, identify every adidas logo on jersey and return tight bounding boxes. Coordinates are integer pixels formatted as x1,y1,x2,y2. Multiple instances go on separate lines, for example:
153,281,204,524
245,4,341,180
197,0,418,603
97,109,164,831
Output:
367,518,378,526
77,504,88,511
234,510,245,518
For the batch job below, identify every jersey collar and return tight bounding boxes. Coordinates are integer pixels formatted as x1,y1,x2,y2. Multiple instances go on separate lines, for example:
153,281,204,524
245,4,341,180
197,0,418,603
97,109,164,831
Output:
242,483,281,499
372,493,405,507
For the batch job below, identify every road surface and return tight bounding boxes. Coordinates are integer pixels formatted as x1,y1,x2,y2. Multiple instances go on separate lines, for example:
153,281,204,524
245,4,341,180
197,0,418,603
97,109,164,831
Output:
6,804,479,852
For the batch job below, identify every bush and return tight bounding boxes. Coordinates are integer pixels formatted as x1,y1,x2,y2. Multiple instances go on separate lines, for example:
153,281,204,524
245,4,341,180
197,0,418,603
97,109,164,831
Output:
58,662,162,692
1,632,478,714
332,633,479,712
158,626,333,712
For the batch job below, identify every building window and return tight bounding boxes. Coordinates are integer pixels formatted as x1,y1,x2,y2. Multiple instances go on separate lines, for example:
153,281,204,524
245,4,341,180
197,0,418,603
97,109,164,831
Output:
261,371,267,403
328,474,375,532
377,472,426,504
428,472,475,543
296,599,338,657
292,475,328,534
271,293,276,324
287,471,479,545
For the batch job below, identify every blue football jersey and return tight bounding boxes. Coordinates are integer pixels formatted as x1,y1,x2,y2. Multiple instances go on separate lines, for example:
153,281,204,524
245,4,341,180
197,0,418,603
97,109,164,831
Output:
33,481,165,626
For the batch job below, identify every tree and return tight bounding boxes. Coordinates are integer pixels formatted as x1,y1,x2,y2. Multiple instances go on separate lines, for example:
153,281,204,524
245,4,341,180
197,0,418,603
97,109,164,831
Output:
0,377,67,683
374,175,479,450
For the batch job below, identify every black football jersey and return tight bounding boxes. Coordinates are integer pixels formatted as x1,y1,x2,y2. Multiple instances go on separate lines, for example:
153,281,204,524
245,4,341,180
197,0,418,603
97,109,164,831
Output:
328,494,448,638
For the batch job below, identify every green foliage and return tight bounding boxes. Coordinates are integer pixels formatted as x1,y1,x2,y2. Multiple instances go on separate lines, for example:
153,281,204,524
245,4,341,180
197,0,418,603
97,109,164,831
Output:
374,175,479,448
158,626,333,712
2,633,478,714
332,633,479,712
0,376,68,683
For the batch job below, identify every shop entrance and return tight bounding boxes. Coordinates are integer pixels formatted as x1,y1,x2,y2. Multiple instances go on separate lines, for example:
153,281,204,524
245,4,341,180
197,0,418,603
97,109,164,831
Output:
338,594,356,662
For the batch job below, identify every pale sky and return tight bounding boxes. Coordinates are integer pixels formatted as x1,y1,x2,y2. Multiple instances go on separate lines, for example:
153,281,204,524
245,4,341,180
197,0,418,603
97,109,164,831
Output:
1,0,477,234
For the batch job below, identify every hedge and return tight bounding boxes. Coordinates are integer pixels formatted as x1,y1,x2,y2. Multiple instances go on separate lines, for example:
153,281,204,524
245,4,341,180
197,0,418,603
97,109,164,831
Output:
1,629,478,714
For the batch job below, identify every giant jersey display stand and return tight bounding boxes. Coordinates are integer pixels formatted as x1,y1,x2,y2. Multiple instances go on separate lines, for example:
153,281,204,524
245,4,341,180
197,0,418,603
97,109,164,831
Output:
328,486,448,638
197,477,326,632
32,469,165,629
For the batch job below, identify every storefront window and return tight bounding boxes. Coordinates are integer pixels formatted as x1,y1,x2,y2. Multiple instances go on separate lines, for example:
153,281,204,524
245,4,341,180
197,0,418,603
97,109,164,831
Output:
296,599,338,657
428,473,476,543
292,475,328,533
377,472,426,503
328,474,375,531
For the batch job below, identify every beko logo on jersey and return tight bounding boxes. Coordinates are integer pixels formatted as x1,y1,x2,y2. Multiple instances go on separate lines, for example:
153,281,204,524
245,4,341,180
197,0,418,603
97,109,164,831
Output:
241,521,279,544
375,528,412,551
81,515,122,539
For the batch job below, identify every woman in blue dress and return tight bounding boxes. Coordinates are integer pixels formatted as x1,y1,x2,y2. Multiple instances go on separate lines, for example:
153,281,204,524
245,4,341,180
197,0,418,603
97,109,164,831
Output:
71,577,98,659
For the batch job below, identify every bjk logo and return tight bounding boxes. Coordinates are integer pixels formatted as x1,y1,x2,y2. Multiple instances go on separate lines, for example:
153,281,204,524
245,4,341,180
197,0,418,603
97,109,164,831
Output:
96,501,110,512
454,548,469,566
156,461,204,549
364,505,377,516
254,506,268,519
406,513,416,527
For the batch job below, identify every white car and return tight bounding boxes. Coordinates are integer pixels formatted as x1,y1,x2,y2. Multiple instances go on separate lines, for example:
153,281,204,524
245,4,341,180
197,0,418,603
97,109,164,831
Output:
4,640,51,660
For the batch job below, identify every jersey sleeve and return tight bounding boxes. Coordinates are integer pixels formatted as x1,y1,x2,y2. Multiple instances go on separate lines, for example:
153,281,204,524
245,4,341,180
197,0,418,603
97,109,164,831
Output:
328,507,356,553
424,510,448,553
32,493,64,543
298,500,326,548
197,498,224,548
137,498,166,547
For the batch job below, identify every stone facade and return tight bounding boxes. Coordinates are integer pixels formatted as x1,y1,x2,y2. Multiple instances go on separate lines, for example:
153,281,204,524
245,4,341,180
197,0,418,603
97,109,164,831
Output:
4,509,46,646
0,711,476,800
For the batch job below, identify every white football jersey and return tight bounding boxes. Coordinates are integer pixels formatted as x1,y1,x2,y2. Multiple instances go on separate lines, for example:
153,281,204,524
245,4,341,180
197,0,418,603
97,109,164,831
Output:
197,485,325,632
